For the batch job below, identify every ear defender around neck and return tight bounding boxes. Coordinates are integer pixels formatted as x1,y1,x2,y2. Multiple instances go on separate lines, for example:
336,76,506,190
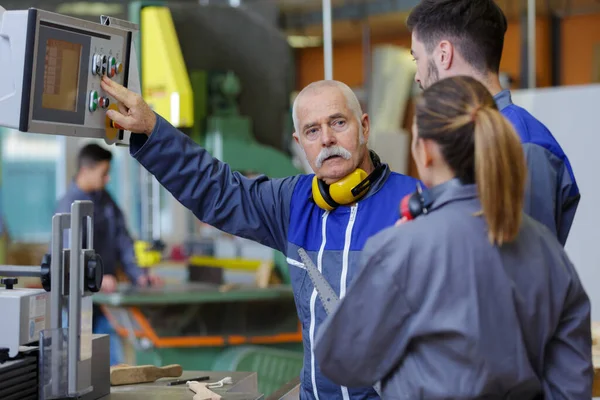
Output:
400,182,433,221
311,163,386,211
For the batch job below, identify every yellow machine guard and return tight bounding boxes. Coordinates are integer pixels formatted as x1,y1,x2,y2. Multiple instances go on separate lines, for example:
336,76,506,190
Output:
141,6,194,127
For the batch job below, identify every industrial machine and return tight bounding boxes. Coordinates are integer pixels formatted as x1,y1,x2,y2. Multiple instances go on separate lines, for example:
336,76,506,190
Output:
0,7,134,146
130,1,299,165
129,2,303,277
0,6,136,399
127,0,302,271
0,200,108,400
0,3,302,398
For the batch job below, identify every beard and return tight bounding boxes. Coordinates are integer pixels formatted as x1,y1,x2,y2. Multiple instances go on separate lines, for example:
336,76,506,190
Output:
420,59,440,90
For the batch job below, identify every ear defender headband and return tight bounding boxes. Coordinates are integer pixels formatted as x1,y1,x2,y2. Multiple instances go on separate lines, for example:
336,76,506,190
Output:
311,163,386,211
400,182,434,221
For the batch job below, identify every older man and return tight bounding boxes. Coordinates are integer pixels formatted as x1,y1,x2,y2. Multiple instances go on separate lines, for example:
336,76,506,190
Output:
101,75,419,400
406,0,580,246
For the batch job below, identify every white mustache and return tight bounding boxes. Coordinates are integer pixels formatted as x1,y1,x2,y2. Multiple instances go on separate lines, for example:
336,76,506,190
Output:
315,146,352,168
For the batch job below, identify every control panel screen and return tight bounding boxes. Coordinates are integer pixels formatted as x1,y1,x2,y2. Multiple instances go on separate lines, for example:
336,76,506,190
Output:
41,39,82,112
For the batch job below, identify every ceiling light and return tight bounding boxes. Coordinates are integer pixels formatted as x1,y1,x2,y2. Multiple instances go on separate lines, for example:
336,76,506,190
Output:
56,2,124,16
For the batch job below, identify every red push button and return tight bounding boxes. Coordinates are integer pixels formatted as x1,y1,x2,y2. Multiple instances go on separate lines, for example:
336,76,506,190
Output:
110,120,124,130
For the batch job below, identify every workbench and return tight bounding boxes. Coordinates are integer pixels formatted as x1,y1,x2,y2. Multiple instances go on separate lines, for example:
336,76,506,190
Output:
93,282,304,396
105,371,264,399
94,282,295,306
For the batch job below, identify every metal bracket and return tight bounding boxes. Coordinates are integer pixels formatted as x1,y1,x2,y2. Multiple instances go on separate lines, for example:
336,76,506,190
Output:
100,15,139,32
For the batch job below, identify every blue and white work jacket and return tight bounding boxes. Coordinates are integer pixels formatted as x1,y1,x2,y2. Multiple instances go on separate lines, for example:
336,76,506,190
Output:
129,114,419,399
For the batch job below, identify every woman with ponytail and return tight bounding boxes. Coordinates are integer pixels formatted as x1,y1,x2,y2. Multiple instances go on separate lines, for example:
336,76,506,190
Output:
315,76,593,399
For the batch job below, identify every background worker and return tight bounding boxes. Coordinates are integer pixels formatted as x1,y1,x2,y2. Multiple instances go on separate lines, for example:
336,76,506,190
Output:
406,0,580,246
315,75,593,399
54,143,164,365
100,74,419,399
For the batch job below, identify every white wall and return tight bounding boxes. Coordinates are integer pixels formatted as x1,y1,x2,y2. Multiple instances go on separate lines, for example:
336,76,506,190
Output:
512,84,600,320
367,45,416,175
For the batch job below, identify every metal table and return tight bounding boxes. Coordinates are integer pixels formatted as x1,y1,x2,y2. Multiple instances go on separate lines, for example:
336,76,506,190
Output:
104,371,263,399
93,282,295,306
93,282,303,394
92,283,302,356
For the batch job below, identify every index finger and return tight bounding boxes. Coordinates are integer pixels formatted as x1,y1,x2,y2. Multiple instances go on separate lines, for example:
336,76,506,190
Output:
100,76,135,107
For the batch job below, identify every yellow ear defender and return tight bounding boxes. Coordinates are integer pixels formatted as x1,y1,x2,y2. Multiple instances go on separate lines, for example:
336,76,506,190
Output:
311,163,386,211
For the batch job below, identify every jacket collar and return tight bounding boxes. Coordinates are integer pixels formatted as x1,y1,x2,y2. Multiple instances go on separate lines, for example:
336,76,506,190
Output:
427,178,478,213
362,150,391,200
494,89,513,111
67,181,102,202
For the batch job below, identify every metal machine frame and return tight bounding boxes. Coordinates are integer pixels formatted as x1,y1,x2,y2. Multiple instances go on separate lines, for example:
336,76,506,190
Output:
0,7,136,146
0,200,104,398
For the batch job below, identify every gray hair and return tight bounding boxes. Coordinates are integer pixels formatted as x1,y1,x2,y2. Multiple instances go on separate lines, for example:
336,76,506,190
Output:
292,80,364,137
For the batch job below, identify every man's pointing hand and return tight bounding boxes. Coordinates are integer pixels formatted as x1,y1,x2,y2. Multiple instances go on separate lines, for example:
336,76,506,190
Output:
100,75,156,136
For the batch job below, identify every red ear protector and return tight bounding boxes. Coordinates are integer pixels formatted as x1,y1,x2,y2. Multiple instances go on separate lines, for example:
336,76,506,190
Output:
400,182,434,221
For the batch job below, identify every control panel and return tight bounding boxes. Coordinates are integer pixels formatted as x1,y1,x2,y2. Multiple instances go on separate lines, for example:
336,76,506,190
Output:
0,7,139,146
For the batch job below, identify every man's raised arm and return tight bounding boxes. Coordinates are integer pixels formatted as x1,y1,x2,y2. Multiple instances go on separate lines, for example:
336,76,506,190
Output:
101,76,299,253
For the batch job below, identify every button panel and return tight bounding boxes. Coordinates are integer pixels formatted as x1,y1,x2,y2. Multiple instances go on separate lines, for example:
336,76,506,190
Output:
91,53,123,77
76,31,128,143
89,51,123,114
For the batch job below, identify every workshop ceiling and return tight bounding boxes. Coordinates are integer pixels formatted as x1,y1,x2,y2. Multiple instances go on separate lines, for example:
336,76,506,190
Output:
2,0,600,43
280,0,600,43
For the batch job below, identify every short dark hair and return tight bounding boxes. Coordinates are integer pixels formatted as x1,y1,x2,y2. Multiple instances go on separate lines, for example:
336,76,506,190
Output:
407,0,508,74
77,143,112,170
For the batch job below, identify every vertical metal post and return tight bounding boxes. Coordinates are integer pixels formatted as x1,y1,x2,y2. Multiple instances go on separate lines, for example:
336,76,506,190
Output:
362,21,371,104
67,208,81,394
50,214,70,330
550,11,561,86
527,0,536,88
68,201,94,394
50,212,70,396
140,167,152,241
322,0,333,80
151,177,161,241
50,216,61,332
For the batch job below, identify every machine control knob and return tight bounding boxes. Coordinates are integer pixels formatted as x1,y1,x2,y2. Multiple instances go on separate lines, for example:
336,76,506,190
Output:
99,97,110,109
110,120,124,130
1,278,18,290
116,62,123,75
92,54,102,75
89,90,99,112
85,253,104,293
108,57,117,77
101,55,108,75
40,253,51,292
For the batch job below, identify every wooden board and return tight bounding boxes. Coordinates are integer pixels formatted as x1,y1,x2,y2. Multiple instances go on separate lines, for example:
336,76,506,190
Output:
110,364,183,386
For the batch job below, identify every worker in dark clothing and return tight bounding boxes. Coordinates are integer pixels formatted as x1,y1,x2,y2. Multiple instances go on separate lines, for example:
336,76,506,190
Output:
54,143,163,365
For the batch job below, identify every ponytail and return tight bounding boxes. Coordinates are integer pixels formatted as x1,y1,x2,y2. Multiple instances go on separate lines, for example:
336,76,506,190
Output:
473,108,527,246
